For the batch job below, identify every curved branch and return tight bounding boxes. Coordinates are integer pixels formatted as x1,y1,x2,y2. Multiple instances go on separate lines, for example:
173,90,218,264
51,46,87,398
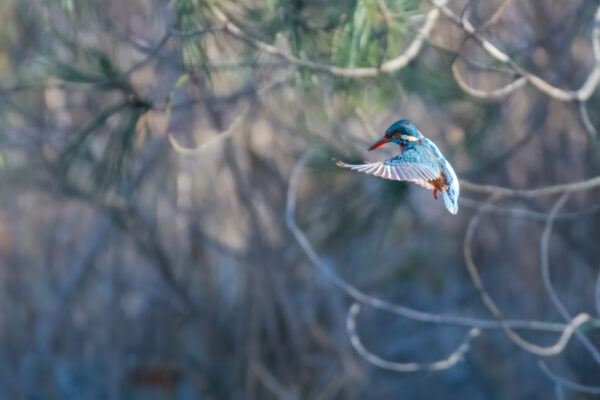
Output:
286,150,570,333
539,362,600,395
478,0,514,31
459,197,600,222
379,4,442,72
578,100,598,137
346,303,480,372
376,0,394,29
168,108,249,155
460,176,600,198
596,272,600,318
463,195,591,356
433,1,600,102
540,193,600,363
209,1,447,78
451,62,527,100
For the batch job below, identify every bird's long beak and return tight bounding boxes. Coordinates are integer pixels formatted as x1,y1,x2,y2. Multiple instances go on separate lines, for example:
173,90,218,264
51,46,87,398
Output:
367,137,390,151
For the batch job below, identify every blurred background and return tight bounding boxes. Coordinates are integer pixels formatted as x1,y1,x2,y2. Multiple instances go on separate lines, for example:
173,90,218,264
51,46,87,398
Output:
1,0,600,398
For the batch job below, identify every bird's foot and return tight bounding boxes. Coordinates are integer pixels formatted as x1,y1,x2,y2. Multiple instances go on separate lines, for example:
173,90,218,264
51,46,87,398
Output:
433,189,438,200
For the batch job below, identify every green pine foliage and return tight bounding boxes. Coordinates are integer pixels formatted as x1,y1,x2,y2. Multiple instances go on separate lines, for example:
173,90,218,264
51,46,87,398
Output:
175,0,210,73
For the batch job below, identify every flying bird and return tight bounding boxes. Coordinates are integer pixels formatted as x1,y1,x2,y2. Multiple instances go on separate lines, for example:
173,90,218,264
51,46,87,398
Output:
336,120,460,214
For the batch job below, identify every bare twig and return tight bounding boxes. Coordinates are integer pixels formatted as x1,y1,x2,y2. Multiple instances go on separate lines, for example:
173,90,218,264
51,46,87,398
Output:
376,0,394,29
478,0,514,31
167,75,290,155
168,107,249,155
460,197,600,221
1,33,171,96
58,139,199,311
554,383,566,400
346,303,480,372
460,176,600,198
596,272,600,318
540,193,600,363
39,137,168,348
122,33,171,77
35,214,113,351
432,0,600,102
578,100,598,137
169,26,223,38
451,61,527,100
251,363,297,400
463,195,591,356
449,0,516,98
539,361,600,395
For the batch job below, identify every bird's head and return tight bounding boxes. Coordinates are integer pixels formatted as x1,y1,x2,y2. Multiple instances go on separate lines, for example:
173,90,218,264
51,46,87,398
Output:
368,119,423,151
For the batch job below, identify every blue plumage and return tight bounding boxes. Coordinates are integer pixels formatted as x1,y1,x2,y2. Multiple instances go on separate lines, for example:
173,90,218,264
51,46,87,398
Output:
385,119,420,138
337,120,460,214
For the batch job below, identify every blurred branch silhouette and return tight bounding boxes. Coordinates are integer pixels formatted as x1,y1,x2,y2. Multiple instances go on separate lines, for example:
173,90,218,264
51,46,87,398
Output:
3,0,600,397
463,194,592,356
434,0,600,136
434,1,600,102
208,1,447,77
540,193,600,363
346,303,480,372
461,177,600,197
539,361,600,395
287,150,600,374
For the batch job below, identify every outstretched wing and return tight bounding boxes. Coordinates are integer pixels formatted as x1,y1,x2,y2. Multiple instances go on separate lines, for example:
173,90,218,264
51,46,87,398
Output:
336,147,441,190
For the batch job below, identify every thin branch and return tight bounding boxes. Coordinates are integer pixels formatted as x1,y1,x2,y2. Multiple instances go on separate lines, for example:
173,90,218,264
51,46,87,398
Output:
376,0,395,30
460,176,600,198
379,3,443,73
251,363,297,400
35,214,113,350
554,383,566,400
478,0,514,31
460,196,600,221
169,26,223,38
451,61,527,100
122,33,171,77
463,194,591,356
596,272,600,318
448,0,515,87
540,193,600,364
208,1,447,78
286,150,572,333
433,0,600,102
346,303,480,372
578,100,598,137
1,33,171,96
168,107,249,155
539,361,600,395
167,76,290,155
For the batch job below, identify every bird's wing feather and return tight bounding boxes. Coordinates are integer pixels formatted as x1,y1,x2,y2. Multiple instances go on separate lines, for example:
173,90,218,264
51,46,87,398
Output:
336,147,441,190
423,138,459,214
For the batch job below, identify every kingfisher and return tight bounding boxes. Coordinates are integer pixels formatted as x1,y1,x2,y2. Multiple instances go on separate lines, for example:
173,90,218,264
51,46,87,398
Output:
336,120,460,214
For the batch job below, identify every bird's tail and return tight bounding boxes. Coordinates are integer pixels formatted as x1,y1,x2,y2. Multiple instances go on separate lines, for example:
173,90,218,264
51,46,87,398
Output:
443,186,459,215
442,161,460,215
